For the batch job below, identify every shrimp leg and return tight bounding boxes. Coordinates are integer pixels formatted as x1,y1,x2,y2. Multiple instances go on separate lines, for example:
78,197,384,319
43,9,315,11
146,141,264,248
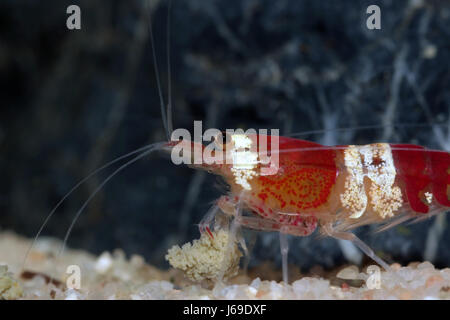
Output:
279,230,289,284
198,203,221,238
236,215,318,284
236,215,317,236
218,198,245,282
321,223,392,272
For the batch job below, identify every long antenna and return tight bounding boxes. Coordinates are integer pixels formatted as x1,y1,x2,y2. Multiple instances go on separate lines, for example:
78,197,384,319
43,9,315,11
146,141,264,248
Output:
146,0,169,141
287,122,449,139
57,143,164,260
21,142,160,271
166,0,173,135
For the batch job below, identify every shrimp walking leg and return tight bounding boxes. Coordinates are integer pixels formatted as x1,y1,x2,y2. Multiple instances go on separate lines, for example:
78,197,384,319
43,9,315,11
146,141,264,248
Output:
198,203,221,237
236,215,317,236
279,230,289,284
242,231,257,275
218,199,244,282
322,223,392,272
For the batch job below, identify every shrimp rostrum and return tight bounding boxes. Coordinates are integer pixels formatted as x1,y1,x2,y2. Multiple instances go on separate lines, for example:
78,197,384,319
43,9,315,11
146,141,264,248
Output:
167,131,450,275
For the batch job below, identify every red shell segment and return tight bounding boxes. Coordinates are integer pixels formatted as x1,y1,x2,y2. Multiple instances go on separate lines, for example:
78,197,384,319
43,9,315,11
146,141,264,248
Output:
391,144,431,213
391,144,450,213
429,150,450,207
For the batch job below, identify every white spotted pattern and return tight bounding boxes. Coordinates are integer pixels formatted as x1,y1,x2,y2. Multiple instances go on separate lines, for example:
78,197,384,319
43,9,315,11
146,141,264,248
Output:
340,143,403,219
230,134,259,190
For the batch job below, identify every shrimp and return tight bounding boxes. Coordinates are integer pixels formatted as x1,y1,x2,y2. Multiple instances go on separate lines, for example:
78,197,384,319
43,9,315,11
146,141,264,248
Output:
166,132,450,282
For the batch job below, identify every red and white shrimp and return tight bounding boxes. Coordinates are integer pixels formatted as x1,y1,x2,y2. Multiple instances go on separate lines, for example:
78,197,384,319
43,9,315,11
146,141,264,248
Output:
167,132,450,279
25,127,449,284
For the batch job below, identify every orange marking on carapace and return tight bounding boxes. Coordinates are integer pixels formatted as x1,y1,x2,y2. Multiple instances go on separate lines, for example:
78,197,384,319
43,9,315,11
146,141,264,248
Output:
252,137,337,215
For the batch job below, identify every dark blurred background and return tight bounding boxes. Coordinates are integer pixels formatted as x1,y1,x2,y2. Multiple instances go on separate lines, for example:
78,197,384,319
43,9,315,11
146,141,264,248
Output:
0,0,449,272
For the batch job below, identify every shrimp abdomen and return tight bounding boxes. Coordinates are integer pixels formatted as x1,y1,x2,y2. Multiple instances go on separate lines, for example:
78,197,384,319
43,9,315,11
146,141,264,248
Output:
392,144,450,213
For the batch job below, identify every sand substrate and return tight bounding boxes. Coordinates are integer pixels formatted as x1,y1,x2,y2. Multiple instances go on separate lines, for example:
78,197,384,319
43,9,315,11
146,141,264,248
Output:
0,231,449,300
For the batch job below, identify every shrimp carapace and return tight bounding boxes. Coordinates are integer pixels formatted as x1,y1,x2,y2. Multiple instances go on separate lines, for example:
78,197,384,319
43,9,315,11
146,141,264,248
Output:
171,134,450,236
